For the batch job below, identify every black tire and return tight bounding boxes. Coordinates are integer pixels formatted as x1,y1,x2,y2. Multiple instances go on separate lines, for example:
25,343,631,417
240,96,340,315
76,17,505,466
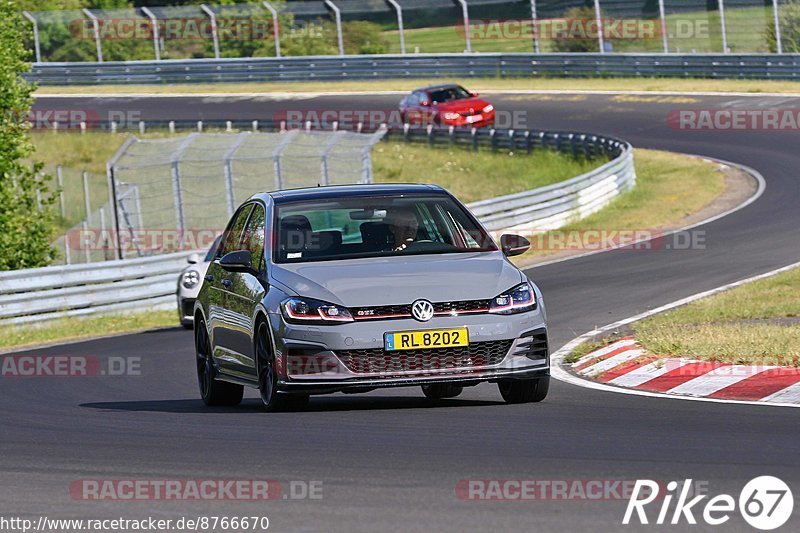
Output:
256,322,309,412
195,320,243,406
498,376,549,404
421,383,463,399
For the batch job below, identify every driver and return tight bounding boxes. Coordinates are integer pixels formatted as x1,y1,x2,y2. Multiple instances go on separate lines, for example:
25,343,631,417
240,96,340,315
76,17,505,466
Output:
386,208,419,251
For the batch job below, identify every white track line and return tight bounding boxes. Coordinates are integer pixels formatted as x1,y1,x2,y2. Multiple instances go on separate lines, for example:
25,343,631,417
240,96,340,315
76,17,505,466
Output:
608,359,688,388
550,260,800,408
572,338,635,367
666,365,767,396
577,349,643,377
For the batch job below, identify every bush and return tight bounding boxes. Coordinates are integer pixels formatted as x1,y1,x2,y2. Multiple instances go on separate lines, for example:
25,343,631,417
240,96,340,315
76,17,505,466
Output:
550,6,601,53
767,0,800,53
0,1,57,270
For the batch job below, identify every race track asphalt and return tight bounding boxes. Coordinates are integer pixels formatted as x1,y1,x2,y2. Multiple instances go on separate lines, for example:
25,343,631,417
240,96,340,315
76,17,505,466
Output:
5,91,799,532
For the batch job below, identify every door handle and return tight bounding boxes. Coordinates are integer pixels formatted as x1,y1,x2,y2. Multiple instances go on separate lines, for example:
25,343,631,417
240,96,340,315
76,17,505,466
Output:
221,279,233,288
205,274,214,282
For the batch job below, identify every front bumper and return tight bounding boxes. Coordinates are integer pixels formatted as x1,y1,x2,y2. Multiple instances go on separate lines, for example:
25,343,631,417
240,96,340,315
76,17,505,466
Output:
269,310,548,392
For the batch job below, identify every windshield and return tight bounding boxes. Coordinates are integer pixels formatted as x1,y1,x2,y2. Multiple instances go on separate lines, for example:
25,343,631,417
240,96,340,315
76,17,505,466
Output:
428,86,471,104
274,195,496,263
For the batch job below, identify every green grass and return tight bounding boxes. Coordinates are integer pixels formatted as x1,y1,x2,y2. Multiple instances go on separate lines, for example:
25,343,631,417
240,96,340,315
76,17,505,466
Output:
371,142,605,204
518,148,726,260
0,310,178,352
35,76,800,96
635,267,800,366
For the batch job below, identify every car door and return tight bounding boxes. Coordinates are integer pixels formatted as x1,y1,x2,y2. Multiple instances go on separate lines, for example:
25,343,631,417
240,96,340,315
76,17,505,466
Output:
207,203,253,371
222,202,268,379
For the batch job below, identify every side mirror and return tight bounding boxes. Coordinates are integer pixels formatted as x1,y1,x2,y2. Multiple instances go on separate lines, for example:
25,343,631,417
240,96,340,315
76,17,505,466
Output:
470,91,478,97
186,252,201,265
500,234,531,257
219,250,256,274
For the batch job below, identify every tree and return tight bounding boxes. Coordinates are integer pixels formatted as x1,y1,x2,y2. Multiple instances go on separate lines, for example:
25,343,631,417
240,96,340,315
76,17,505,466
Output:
0,0,57,270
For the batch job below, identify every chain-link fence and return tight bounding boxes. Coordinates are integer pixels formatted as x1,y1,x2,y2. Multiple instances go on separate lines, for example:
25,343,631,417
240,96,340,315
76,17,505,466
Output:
98,129,385,259
21,1,800,62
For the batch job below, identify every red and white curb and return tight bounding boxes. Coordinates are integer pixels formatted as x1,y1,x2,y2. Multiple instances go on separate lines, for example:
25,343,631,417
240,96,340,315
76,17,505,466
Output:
571,338,800,404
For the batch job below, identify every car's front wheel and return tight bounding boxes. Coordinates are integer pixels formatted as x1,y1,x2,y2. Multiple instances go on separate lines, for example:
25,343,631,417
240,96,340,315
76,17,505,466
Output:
256,322,309,412
498,376,549,404
195,319,243,406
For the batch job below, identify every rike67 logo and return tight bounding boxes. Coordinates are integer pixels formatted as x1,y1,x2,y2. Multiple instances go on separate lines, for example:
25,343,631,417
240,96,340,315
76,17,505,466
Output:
624,476,793,530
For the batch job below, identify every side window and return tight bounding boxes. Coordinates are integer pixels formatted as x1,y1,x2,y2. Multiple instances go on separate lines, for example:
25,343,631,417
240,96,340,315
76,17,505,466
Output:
242,204,266,271
408,92,419,106
217,204,253,258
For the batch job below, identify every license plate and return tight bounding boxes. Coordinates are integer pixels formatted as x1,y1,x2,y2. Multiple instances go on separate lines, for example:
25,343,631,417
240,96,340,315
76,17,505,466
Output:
384,328,469,351
466,115,480,123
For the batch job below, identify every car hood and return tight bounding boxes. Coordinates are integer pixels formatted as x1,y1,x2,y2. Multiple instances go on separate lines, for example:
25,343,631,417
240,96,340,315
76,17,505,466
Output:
270,251,524,307
435,97,491,113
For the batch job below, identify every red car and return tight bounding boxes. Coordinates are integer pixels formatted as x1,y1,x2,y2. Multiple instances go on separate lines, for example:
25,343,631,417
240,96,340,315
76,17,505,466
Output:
399,84,495,128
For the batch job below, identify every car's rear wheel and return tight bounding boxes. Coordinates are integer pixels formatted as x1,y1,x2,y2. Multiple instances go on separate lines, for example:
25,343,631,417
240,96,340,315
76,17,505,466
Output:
421,383,463,399
195,320,243,406
256,322,309,412
498,376,549,404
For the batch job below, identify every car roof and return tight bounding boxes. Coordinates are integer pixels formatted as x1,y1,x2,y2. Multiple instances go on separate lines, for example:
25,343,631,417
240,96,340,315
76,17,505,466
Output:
253,184,447,204
413,83,463,92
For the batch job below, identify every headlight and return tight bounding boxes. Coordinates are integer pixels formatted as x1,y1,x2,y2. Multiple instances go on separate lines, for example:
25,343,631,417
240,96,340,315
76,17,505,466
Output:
489,283,537,314
282,297,354,324
442,112,460,120
482,104,494,113
182,270,200,289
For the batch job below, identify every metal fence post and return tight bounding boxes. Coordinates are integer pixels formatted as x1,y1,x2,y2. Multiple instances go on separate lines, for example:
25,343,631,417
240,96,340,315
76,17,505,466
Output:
82,171,91,220
718,0,728,53
64,232,71,265
82,8,103,62
106,135,137,260
82,221,91,263
170,134,198,250
386,0,406,54
529,0,539,54
273,130,298,190
773,0,783,54
325,0,345,55
593,0,604,53
658,0,668,53
56,165,65,218
457,0,471,53
262,1,281,57
141,7,161,61
200,4,221,59
22,11,41,63
320,131,346,185
222,132,250,217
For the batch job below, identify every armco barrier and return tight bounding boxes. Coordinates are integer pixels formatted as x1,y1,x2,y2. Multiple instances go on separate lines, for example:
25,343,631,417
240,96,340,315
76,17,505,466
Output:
26,53,800,85
3,125,633,325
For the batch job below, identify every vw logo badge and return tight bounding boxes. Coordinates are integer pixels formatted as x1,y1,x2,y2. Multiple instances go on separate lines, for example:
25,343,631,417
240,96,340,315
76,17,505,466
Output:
411,299,435,322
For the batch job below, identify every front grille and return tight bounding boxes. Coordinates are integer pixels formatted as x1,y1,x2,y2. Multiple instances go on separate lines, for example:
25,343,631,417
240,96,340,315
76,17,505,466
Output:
181,298,195,318
352,299,491,321
336,339,513,374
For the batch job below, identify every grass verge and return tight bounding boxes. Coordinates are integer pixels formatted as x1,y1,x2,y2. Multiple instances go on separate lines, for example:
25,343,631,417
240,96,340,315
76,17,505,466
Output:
516,149,727,262
0,310,178,352
568,267,800,367
33,77,800,96
371,142,604,203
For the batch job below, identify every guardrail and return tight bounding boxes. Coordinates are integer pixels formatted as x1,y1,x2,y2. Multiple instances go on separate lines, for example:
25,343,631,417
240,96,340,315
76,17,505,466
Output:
0,252,187,325
3,124,632,325
26,53,800,85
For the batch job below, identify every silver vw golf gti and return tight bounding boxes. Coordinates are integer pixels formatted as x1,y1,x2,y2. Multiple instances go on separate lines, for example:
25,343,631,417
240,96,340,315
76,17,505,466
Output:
194,184,549,411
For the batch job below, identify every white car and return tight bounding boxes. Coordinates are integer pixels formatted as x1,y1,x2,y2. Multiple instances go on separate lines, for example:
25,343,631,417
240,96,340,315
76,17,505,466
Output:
177,236,221,329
